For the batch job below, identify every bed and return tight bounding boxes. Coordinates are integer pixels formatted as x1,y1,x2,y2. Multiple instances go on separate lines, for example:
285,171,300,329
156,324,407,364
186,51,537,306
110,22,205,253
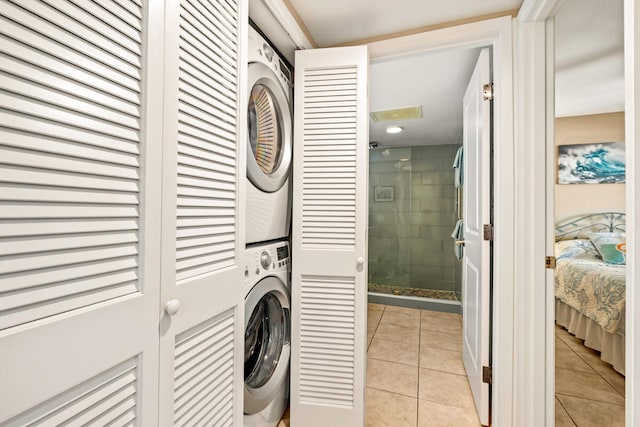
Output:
554,212,626,375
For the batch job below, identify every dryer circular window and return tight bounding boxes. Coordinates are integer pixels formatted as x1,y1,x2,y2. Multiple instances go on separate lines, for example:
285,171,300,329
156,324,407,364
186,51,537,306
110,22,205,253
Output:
247,62,292,193
244,276,290,415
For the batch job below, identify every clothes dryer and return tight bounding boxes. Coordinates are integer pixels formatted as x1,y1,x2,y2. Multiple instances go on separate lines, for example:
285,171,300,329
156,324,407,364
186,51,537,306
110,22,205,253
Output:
246,25,293,245
244,241,290,427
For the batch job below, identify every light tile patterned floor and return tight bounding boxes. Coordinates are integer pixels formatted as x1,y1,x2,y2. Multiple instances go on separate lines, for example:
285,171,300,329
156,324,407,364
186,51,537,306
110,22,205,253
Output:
555,324,625,427
366,303,480,427
279,305,626,426
365,305,627,427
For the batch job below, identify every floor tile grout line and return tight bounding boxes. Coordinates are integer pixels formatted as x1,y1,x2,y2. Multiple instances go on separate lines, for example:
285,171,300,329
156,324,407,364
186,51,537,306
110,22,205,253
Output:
555,396,578,427
555,391,625,406
366,384,418,400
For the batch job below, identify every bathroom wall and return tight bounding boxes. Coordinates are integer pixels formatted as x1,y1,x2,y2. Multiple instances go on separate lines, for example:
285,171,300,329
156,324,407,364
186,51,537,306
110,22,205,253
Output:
368,144,461,296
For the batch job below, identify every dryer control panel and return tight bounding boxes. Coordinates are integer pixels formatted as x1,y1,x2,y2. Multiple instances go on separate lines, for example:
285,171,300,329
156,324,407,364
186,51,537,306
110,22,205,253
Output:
248,25,292,95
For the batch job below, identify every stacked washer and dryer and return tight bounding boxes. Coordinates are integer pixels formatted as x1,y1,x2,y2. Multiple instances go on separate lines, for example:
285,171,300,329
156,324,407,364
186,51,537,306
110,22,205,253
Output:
243,24,293,427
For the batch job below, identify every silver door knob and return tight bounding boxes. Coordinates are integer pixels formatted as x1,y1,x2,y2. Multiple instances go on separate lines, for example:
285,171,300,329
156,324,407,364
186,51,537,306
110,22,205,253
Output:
165,299,181,316
356,257,364,265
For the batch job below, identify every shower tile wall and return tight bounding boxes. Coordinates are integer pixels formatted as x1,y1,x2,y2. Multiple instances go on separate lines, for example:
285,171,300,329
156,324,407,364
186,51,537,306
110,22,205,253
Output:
369,145,461,297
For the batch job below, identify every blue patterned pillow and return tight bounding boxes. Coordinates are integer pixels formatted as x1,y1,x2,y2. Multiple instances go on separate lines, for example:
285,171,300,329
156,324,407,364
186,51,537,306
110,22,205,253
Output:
589,232,626,265
555,239,599,260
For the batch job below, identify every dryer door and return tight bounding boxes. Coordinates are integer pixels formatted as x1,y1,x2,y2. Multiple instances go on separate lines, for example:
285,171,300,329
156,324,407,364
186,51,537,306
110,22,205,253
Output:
247,63,292,193
244,276,290,414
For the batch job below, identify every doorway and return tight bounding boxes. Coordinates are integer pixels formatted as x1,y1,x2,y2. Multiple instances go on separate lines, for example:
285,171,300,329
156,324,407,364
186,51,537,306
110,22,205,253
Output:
551,0,626,425
362,15,512,424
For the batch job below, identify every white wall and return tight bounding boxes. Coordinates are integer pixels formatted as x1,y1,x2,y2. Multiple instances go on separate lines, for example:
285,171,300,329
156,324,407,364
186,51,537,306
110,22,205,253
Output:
554,112,626,220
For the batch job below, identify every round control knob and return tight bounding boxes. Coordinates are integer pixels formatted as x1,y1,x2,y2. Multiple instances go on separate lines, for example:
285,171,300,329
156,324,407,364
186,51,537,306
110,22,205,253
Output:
260,251,272,269
165,299,181,316
262,43,274,62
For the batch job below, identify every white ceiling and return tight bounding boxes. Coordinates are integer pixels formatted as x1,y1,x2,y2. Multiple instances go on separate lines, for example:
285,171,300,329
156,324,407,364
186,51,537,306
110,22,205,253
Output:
369,48,481,147
554,0,624,117
288,0,522,47
249,0,625,149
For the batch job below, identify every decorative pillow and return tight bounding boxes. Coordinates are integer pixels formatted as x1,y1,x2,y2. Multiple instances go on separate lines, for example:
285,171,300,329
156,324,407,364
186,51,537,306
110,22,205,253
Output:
555,239,599,260
589,232,626,265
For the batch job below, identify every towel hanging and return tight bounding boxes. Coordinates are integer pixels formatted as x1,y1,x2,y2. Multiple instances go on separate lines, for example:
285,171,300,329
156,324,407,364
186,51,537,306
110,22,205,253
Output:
453,146,463,188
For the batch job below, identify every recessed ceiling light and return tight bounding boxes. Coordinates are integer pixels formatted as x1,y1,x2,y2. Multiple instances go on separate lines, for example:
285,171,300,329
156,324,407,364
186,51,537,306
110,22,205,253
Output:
386,126,403,134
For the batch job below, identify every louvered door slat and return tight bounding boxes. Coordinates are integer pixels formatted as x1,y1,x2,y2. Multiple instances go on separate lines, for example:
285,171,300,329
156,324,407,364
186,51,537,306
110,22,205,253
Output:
179,50,236,102
0,258,138,293
176,1,238,280
1,75,139,130
179,9,236,74
187,0,237,49
40,0,140,55
91,0,142,31
178,140,235,167
1,57,139,117
173,310,235,426
0,38,140,106
0,0,143,331
0,219,138,238
16,0,140,67
0,269,137,311
2,147,138,179
2,3,140,80
4,359,139,426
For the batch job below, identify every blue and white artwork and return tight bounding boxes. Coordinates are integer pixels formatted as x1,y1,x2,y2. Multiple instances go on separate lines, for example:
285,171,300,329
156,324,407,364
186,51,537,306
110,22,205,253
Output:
558,142,625,184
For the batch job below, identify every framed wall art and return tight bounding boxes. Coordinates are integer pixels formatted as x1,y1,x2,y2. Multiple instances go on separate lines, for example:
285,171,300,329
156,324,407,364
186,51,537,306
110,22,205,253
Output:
373,186,395,202
557,141,625,184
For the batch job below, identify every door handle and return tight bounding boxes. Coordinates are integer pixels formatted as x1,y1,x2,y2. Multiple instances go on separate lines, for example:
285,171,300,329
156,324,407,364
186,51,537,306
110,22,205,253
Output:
165,299,181,316
356,257,364,266
455,240,465,246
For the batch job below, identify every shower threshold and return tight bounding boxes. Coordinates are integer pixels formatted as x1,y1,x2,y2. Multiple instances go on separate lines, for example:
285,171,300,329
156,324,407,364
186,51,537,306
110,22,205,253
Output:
368,283,459,301
368,283,461,313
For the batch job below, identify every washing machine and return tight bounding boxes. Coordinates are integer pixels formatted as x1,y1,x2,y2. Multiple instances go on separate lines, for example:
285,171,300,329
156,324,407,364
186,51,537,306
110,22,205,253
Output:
246,25,293,245
244,240,291,427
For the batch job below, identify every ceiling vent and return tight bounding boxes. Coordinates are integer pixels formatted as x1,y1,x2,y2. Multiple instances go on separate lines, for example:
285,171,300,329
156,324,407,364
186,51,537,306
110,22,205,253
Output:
369,106,423,123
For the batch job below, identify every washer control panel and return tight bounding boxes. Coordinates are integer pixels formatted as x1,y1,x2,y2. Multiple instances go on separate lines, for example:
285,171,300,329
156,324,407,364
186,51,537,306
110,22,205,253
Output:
244,241,290,283
260,251,272,269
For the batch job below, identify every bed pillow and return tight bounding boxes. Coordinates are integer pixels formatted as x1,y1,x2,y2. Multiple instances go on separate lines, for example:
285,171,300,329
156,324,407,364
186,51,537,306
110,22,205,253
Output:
555,239,599,260
589,232,626,265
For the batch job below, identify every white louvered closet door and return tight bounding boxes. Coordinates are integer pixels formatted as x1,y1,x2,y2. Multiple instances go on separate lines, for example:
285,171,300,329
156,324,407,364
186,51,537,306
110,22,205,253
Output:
158,0,247,425
0,0,164,425
291,46,369,427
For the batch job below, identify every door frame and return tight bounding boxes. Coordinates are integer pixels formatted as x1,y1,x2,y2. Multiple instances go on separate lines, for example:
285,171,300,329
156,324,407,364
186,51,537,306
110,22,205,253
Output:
519,0,638,425
367,16,515,425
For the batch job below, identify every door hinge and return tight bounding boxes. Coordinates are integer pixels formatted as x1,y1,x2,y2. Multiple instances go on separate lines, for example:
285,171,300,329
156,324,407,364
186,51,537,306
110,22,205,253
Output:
483,83,494,101
483,224,493,241
545,256,556,269
482,366,492,384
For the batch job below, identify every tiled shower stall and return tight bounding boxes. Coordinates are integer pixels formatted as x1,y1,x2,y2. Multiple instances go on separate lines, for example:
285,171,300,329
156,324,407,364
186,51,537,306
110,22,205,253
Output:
368,144,462,306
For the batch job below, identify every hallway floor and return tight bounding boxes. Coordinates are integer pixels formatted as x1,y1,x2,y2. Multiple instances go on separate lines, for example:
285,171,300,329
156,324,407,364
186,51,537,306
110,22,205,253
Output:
365,304,480,427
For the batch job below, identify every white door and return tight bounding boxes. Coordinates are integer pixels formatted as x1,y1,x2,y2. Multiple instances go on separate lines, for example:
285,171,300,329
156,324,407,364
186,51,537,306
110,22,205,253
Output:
461,48,492,426
158,0,247,425
290,46,369,427
0,0,163,424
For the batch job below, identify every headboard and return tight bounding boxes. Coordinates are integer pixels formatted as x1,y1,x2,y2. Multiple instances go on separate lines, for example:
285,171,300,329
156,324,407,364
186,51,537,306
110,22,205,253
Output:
555,212,626,241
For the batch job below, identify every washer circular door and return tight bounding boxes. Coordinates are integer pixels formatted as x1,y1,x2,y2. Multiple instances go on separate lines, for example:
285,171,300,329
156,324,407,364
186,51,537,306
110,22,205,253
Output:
244,276,290,414
247,62,292,193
